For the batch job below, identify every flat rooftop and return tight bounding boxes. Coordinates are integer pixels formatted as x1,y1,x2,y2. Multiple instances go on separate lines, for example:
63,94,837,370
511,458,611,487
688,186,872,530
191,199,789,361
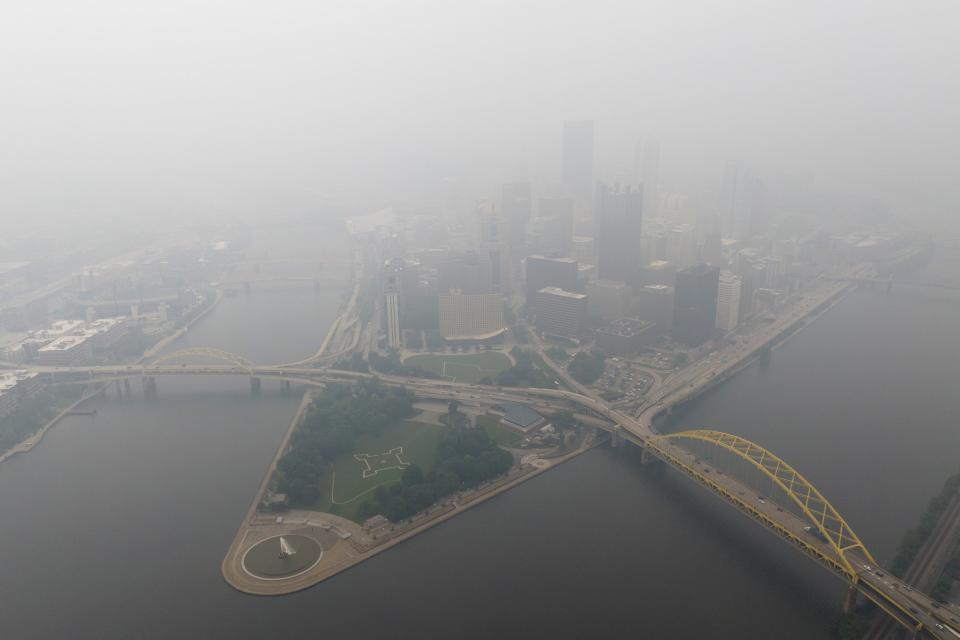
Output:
539,286,586,300
500,402,546,430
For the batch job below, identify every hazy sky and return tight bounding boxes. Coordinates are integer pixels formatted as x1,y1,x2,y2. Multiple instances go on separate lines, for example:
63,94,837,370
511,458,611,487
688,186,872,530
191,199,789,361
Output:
2,1,958,227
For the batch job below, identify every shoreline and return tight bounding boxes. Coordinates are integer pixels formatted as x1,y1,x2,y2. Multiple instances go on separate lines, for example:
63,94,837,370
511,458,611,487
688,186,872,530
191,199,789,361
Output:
0,385,107,465
221,425,603,595
0,288,226,465
641,277,856,431
139,288,224,363
221,388,315,592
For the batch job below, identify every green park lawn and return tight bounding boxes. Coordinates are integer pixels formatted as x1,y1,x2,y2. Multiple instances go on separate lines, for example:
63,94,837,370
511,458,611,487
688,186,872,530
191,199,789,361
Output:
403,351,512,383
475,414,523,447
312,420,443,522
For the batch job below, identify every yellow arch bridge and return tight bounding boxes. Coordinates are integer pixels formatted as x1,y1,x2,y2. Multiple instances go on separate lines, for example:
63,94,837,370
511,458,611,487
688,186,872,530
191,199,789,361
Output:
634,428,954,638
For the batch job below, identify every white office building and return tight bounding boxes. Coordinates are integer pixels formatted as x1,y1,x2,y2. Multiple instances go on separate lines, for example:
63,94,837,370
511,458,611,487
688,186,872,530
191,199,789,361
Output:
715,271,742,333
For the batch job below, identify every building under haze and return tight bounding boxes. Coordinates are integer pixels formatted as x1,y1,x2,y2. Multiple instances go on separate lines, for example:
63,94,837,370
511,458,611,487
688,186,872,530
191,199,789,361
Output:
672,264,720,346
635,284,674,335
596,183,644,284
476,202,511,293
536,287,587,338
720,161,765,242
715,270,742,333
501,182,532,271
635,138,660,218
438,291,504,341
524,255,578,304
537,196,575,253
438,251,489,295
587,279,628,321
561,121,594,206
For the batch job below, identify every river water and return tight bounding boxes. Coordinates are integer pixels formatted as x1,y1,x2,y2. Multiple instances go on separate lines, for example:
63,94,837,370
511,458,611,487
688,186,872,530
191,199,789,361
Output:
0,238,958,639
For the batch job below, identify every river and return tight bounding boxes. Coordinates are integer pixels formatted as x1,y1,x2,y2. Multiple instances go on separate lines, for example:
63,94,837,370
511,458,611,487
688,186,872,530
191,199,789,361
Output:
0,239,957,639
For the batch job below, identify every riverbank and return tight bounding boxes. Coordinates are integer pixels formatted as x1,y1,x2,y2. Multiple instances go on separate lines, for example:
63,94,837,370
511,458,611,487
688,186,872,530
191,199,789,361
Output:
642,274,857,431
0,385,105,465
0,289,226,464
221,420,603,595
276,254,361,367
139,288,224,363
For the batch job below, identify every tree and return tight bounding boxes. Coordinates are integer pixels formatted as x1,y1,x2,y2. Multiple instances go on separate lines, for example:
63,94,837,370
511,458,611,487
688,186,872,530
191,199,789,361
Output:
447,399,461,419
552,409,576,431
402,464,425,486
568,351,606,384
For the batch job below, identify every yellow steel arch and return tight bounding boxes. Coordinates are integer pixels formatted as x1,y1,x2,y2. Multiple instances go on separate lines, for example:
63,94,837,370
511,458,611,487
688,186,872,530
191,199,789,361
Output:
152,348,254,371
658,429,877,578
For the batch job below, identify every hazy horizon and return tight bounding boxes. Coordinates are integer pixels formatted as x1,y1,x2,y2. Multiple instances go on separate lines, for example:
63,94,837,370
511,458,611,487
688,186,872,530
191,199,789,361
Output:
2,1,958,230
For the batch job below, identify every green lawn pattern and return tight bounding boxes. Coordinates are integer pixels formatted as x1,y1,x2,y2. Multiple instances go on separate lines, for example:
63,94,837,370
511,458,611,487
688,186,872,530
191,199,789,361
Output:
312,420,443,522
403,352,512,383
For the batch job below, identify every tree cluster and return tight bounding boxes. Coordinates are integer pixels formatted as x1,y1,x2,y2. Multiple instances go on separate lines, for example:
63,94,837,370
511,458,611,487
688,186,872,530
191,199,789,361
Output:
486,347,554,388
890,471,960,577
546,346,569,363
334,352,368,372
369,350,438,379
275,380,417,505
0,388,76,453
358,425,513,523
567,350,606,384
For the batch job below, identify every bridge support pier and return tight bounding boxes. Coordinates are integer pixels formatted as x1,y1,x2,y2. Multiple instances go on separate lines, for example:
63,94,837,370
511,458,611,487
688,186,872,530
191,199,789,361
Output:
250,377,261,395
123,379,131,396
610,425,624,448
141,376,157,399
842,583,859,614
640,446,658,465
114,379,123,399
280,380,291,394
759,345,772,365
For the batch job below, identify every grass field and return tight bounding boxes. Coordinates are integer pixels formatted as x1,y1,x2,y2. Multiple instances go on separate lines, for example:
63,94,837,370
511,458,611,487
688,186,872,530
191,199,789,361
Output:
403,351,512,383
475,414,523,447
312,420,443,522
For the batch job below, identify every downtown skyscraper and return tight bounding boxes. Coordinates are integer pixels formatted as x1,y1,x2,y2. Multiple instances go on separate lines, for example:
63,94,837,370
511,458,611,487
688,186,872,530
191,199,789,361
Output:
596,183,644,285
561,120,594,206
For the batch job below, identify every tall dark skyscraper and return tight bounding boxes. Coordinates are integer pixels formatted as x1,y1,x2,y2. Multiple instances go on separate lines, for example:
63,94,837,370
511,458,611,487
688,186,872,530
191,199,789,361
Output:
538,196,575,253
476,202,510,293
672,264,720,346
596,183,644,284
524,255,578,303
635,138,660,217
720,161,765,241
561,120,594,204
501,182,532,268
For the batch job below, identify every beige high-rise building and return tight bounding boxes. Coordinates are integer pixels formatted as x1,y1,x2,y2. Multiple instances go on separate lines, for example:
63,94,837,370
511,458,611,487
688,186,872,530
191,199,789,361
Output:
439,291,505,340
715,270,742,333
